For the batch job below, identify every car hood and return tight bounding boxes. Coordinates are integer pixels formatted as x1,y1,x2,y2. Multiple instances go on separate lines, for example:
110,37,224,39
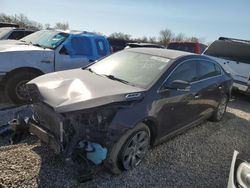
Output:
0,43,51,52
0,39,24,45
28,69,145,113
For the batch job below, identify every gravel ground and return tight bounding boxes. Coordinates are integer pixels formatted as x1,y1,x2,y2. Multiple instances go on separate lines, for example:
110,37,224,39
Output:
0,93,250,188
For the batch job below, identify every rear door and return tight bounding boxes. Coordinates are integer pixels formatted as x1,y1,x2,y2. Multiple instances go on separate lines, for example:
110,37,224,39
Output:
194,59,224,114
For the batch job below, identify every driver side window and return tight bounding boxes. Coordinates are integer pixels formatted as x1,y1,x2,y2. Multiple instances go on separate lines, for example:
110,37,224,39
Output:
167,60,198,84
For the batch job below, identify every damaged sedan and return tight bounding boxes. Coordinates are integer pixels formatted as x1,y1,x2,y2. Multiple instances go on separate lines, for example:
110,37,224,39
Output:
22,48,232,174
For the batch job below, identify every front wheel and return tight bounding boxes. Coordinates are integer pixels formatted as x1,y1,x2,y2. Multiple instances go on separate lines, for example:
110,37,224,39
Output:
5,72,37,104
209,95,228,122
106,123,150,174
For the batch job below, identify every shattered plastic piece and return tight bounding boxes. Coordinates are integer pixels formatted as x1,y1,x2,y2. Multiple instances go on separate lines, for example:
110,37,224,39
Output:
86,142,107,165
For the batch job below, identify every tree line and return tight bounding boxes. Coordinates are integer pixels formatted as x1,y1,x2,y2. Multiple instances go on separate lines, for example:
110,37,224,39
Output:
0,13,204,45
109,29,204,46
0,13,69,30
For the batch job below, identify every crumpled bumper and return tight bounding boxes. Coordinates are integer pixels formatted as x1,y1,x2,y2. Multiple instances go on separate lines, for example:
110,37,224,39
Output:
28,120,61,154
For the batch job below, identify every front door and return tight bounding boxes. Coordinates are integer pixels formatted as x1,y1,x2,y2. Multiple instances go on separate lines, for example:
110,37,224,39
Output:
156,60,202,138
55,36,94,71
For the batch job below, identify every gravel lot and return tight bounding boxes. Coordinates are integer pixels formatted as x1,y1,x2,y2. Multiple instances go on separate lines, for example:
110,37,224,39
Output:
0,93,250,188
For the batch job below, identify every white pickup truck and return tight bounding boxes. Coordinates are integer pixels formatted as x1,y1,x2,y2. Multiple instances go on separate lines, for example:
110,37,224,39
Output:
203,37,250,95
0,30,110,103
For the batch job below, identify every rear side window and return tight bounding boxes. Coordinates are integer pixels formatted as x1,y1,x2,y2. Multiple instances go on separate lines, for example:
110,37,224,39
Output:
8,31,24,40
199,60,221,80
167,60,198,83
168,43,195,53
70,36,92,56
95,39,107,56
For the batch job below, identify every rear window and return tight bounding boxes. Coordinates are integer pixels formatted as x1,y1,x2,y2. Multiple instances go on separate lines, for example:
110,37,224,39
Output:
8,31,24,40
199,60,221,80
95,39,107,56
168,43,195,53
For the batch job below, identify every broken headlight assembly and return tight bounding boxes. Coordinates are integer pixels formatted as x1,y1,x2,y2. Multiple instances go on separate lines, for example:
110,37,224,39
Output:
62,107,118,147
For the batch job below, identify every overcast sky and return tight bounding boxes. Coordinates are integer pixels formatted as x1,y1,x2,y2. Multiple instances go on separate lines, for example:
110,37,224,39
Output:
1,0,250,42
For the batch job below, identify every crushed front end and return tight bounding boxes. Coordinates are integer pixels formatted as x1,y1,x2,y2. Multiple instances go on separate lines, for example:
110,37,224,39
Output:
29,102,117,161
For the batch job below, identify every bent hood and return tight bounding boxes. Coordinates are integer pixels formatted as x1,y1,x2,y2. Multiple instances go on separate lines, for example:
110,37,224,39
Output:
28,69,145,113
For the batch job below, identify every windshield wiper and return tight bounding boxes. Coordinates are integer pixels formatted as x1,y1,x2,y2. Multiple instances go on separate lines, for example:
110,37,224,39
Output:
32,43,42,47
102,74,134,86
87,68,94,73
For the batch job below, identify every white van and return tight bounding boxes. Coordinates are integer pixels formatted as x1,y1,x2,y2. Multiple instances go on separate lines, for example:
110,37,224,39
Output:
203,37,250,94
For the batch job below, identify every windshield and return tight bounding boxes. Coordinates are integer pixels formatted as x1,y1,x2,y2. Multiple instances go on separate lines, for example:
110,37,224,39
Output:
20,30,69,49
89,51,170,88
0,28,12,39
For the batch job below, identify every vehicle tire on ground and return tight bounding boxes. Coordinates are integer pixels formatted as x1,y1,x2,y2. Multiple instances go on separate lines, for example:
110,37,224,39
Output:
5,72,37,104
209,95,229,122
106,123,150,174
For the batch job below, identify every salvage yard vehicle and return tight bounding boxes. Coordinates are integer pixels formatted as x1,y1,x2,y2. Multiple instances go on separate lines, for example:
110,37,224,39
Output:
167,41,207,54
0,29,110,103
21,48,232,174
204,37,250,95
0,27,35,40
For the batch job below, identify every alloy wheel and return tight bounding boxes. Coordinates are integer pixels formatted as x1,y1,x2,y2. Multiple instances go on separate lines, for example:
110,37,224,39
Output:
121,130,150,170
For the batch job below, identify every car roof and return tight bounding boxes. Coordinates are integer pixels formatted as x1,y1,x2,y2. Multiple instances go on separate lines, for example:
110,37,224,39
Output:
126,42,164,48
51,29,106,38
126,47,193,60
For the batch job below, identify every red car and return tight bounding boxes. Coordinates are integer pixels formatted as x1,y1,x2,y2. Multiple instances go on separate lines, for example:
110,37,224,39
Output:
167,42,207,54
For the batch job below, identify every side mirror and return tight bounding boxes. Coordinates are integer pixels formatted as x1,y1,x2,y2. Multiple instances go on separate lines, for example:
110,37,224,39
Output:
165,80,191,91
59,45,69,55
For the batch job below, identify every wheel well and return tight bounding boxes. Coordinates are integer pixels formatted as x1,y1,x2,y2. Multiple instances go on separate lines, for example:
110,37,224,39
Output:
4,67,44,82
143,119,158,146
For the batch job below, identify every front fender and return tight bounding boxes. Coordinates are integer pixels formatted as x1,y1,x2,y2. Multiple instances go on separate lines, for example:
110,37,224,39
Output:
0,50,54,74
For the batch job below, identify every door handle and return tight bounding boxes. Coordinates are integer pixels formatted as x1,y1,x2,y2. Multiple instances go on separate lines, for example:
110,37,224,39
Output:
194,93,200,99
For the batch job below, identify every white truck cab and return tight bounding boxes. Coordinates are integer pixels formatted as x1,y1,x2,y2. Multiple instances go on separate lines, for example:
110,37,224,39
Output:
204,37,250,94
0,30,110,103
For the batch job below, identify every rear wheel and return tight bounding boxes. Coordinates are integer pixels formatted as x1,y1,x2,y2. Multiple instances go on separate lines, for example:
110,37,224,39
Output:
209,95,228,122
5,72,37,104
106,123,150,174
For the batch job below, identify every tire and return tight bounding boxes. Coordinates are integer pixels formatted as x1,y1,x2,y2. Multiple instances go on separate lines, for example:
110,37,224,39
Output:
5,72,37,104
209,95,229,122
105,123,150,174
